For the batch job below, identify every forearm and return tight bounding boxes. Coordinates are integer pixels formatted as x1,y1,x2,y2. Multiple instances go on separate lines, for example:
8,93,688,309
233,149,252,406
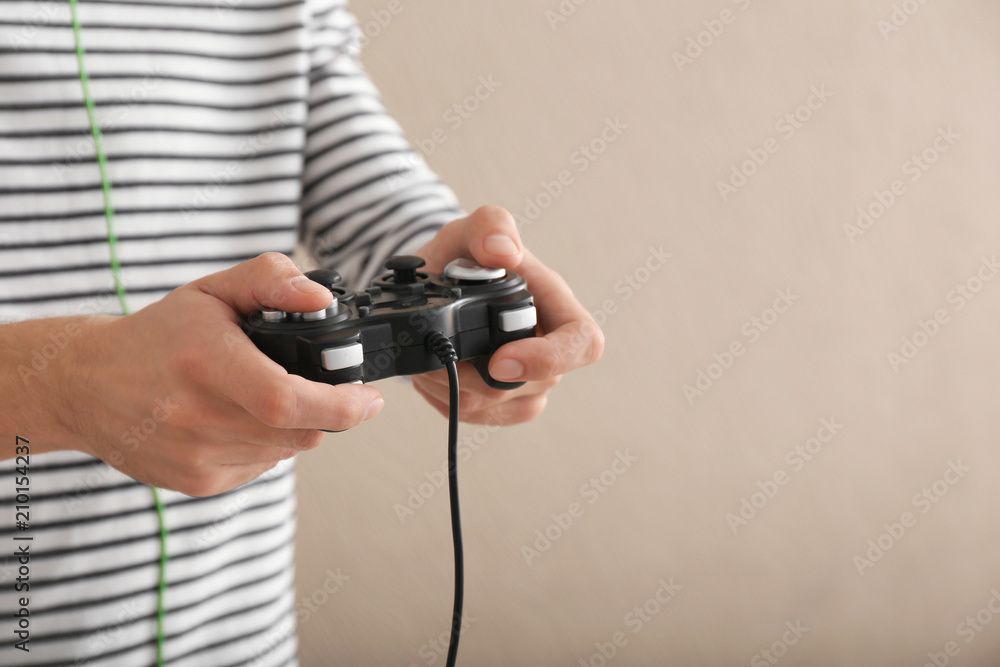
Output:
0,316,112,459
300,6,464,285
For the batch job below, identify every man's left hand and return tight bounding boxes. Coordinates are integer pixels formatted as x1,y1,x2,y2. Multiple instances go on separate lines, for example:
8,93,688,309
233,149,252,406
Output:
413,206,604,425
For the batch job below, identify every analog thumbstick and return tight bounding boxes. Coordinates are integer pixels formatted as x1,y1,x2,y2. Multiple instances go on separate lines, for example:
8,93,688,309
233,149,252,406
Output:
385,255,426,285
304,268,343,290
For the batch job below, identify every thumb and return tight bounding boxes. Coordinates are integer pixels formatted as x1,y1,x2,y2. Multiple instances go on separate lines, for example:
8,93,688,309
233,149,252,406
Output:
191,252,333,314
418,205,525,273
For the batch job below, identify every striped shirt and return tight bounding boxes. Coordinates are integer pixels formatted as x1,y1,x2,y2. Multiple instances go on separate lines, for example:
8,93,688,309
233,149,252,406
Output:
0,0,462,664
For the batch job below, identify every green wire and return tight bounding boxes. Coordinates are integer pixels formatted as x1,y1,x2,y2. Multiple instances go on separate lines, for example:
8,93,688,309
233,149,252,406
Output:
68,0,128,315
149,486,169,666
68,1,168,664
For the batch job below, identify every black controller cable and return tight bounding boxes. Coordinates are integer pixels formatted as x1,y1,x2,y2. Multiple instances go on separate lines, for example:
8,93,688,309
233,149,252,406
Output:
427,332,464,667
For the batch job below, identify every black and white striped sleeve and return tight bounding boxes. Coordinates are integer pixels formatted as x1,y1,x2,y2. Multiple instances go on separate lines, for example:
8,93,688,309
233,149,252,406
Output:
299,1,465,287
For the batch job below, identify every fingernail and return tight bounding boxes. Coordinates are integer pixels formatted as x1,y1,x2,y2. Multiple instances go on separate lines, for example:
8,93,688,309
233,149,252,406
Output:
290,275,328,294
483,234,519,256
363,397,385,421
491,359,524,381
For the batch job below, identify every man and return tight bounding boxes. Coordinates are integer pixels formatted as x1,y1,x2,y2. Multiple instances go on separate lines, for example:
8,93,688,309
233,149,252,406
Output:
0,0,602,664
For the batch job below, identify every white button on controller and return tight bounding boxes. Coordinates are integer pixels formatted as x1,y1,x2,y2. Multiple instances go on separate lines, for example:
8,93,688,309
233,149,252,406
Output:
499,306,537,332
321,343,364,371
303,298,340,322
444,258,506,282
262,309,285,322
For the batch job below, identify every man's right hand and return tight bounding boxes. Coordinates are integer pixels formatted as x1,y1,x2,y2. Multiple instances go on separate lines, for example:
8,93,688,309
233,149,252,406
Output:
3,253,384,496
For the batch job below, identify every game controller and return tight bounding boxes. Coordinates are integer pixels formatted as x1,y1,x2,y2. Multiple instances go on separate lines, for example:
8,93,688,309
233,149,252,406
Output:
240,256,537,390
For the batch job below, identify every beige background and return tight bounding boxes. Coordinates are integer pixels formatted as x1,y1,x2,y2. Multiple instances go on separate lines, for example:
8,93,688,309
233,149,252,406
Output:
295,1,1000,665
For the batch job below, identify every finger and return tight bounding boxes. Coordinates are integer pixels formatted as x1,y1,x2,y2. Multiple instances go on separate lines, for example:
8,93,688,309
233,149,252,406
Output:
413,363,512,397
412,368,508,414
240,372,385,432
173,460,283,497
411,379,511,424
177,394,326,452
414,379,549,426
225,422,324,452
490,394,549,425
191,252,333,316
204,441,301,467
418,206,524,272
146,435,292,485
223,461,286,492
224,422,324,452
412,363,556,412
199,321,385,431
488,323,602,383
412,380,449,419
486,250,604,382
515,249,592,336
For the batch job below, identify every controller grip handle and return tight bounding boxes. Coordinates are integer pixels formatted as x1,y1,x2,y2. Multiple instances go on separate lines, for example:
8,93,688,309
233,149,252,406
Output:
472,357,526,391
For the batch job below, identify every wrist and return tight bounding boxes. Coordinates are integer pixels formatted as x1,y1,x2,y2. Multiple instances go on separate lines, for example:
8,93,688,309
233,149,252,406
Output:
1,315,118,457
49,314,122,458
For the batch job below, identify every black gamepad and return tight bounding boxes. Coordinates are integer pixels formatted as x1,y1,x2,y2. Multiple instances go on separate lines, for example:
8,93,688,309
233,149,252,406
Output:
240,256,537,390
